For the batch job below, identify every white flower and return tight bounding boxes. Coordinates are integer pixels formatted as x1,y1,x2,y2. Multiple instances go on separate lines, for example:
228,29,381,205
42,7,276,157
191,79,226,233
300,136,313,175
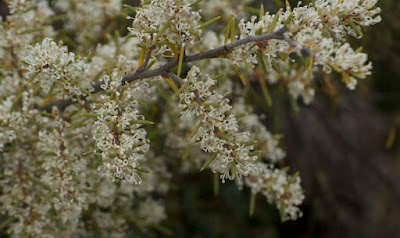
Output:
92,100,149,184
24,38,91,99
245,163,304,221
229,0,380,100
179,66,260,182
128,0,202,51
330,43,372,89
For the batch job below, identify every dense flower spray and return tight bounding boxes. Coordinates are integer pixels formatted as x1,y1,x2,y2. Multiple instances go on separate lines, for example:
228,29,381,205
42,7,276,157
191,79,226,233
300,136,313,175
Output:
0,0,380,236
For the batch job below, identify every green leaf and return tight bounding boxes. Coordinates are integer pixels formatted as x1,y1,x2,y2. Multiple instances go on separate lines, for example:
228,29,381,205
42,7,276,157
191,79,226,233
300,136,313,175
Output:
286,172,299,187
289,94,299,113
248,150,264,157
132,141,148,148
163,76,179,92
257,50,268,74
20,60,30,65
136,43,148,49
259,4,264,20
28,70,41,83
42,151,58,156
305,56,314,85
234,65,247,85
19,28,44,35
0,217,17,231
143,29,159,33
385,126,397,149
268,9,282,34
204,103,221,108
135,166,152,174
129,119,155,125
200,151,220,171
82,148,98,156
199,16,221,30
153,21,173,44
285,11,293,25
249,193,257,216
177,45,185,77
346,19,363,37
259,79,272,107
230,162,237,179
280,201,286,221
271,59,280,73
217,133,231,141
212,73,225,80
285,0,292,12
78,85,91,96
224,15,233,44
173,83,187,98
242,140,258,146
230,15,236,43
189,0,202,7
188,121,203,139
355,46,363,54
235,112,248,118
146,60,155,70
123,4,140,15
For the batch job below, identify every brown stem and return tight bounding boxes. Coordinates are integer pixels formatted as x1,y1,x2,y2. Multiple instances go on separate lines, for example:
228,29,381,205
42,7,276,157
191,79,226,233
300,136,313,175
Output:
39,27,290,113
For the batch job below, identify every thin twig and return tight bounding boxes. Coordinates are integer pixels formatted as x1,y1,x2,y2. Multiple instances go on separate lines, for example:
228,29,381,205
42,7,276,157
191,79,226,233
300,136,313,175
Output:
39,27,289,112
137,36,154,72
282,35,315,57
140,48,153,71
166,72,235,149
164,71,184,85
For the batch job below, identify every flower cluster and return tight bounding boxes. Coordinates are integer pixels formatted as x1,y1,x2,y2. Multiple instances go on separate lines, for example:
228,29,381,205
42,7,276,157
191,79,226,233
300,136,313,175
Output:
128,0,202,52
0,97,19,152
92,100,150,184
245,163,304,221
23,38,91,100
37,122,89,225
230,0,380,103
233,102,304,220
179,66,260,182
178,66,304,219
1,0,54,50
0,0,54,98
315,0,381,39
0,105,96,237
